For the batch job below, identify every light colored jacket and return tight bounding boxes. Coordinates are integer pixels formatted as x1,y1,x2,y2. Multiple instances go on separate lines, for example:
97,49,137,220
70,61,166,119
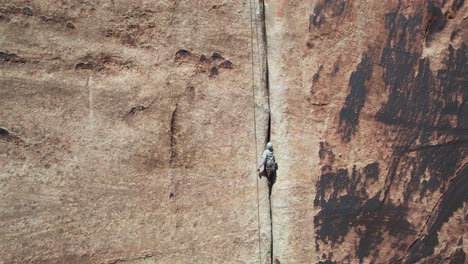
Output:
258,142,275,169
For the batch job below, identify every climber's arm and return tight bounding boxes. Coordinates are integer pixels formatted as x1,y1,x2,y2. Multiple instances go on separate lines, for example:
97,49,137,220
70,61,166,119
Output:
258,150,267,170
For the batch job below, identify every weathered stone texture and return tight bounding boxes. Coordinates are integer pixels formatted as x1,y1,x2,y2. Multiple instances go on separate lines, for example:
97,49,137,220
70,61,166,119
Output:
0,1,271,263
266,0,466,263
1,0,467,263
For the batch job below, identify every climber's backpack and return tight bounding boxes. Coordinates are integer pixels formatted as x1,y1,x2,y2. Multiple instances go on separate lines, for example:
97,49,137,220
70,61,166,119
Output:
267,162,278,172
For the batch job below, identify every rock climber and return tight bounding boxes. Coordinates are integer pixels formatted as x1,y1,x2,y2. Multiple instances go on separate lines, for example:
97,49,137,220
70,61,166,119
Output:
257,142,278,187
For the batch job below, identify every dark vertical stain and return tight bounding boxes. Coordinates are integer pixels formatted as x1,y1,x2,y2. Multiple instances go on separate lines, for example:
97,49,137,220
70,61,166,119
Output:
315,2,467,261
313,65,323,84
310,0,347,29
338,53,373,142
319,141,335,165
331,59,340,76
450,28,460,42
448,248,466,264
377,2,466,262
169,104,179,166
451,0,465,12
424,2,448,43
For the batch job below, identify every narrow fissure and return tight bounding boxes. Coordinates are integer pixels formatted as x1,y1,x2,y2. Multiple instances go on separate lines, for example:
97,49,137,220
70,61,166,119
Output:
258,1,274,263
267,115,274,264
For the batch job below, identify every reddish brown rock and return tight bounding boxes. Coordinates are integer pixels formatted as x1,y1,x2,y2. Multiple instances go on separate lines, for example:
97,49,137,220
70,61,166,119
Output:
266,0,466,263
0,0,466,263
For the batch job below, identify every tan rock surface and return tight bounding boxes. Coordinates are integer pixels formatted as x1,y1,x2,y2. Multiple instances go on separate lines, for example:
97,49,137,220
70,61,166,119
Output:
1,1,271,263
1,0,467,263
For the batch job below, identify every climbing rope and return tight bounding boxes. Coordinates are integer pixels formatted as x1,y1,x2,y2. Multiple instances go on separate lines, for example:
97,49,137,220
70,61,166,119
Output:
248,0,262,263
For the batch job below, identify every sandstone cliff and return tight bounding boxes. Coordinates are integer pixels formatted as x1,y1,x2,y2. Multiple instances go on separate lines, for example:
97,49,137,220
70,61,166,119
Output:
1,0,270,263
0,0,466,264
266,0,467,263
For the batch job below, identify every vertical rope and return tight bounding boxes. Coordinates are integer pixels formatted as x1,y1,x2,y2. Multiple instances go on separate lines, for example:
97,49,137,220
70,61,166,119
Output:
248,0,262,263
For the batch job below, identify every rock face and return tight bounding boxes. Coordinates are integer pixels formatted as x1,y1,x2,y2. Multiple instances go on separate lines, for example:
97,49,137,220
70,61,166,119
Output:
0,0,466,263
0,1,271,263
265,0,467,263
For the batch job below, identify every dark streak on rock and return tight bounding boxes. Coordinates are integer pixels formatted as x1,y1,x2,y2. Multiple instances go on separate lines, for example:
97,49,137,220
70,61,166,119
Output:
199,54,208,62
448,248,466,264
66,22,76,29
424,2,447,43
0,51,26,63
313,65,323,84
402,139,467,153
127,100,155,116
363,162,379,180
211,52,224,60
404,164,468,263
0,127,24,145
185,85,195,104
314,2,466,263
209,66,218,77
319,141,335,165
75,62,95,70
218,60,233,69
39,14,76,26
451,0,465,12
313,159,413,263
314,168,360,243
377,3,466,262
338,53,373,142
169,104,179,166
0,6,33,16
331,60,340,76
377,4,467,206
75,53,132,71
377,10,465,129
21,7,33,16
109,253,154,264
318,260,336,264
310,0,347,29
450,28,460,42
175,49,192,60
0,127,10,137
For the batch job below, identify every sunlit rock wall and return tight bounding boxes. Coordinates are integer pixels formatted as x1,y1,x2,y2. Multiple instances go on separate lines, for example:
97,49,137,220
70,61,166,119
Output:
266,0,466,263
0,1,271,263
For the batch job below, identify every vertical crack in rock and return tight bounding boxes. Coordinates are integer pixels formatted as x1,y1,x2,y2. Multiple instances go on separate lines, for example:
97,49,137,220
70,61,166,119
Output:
169,103,179,166
169,103,180,219
258,1,275,263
